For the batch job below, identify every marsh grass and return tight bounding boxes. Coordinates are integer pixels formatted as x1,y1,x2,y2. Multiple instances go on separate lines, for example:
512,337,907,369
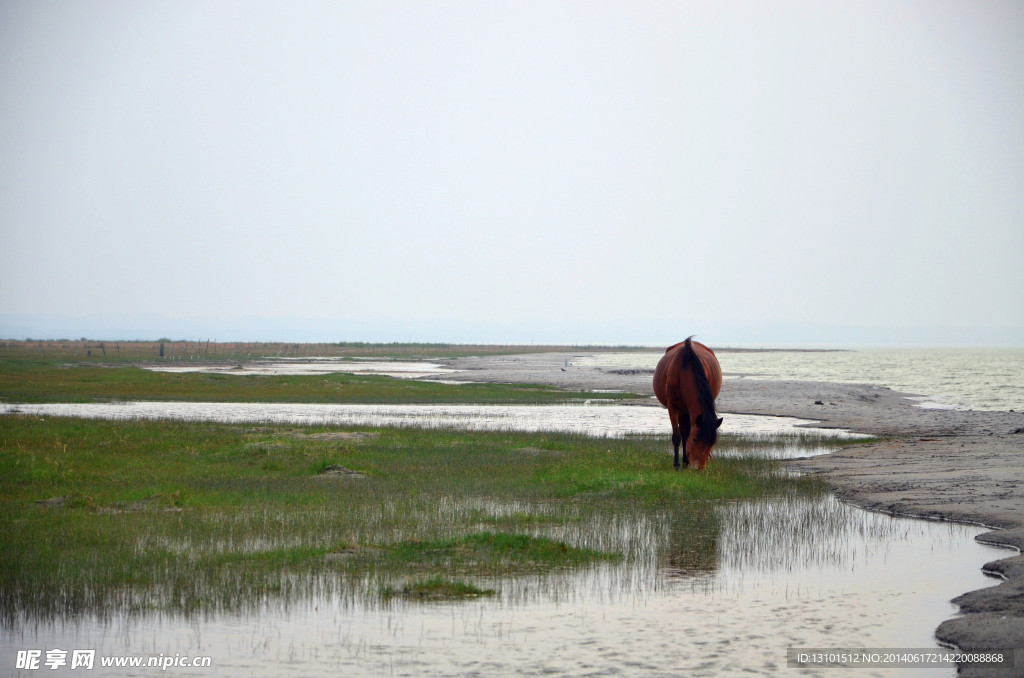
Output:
373,533,618,573
381,577,496,601
0,360,632,405
0,415,830,618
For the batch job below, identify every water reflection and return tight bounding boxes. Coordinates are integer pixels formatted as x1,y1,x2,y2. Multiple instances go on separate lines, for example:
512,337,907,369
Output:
662,505,721,578
2,495,1002,677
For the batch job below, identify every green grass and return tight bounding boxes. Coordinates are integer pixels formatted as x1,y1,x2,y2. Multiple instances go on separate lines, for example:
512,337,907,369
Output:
0,415,828,621
0,360,632,404
382,577,496,601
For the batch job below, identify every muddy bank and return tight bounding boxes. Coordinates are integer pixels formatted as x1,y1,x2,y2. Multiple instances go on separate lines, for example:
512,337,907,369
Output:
432,351,1024,675
789,437,1024,677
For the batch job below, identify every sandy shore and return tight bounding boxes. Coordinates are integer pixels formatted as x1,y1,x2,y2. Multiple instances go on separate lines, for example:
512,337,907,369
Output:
432,351,1024,676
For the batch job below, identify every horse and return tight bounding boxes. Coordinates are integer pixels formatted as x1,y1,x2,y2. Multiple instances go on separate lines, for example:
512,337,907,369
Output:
652,337,723,470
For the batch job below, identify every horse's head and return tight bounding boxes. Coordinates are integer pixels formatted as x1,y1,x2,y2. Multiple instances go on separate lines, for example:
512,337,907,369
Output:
688,414,724,470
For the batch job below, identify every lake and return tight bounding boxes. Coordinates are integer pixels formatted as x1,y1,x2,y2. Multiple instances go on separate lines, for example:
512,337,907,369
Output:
577,347,1024,412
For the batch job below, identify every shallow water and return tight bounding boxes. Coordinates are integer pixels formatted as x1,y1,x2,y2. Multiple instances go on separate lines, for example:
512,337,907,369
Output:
0,402,865,459
576,348,1024,412
1,495,1003,677
146,357,457,379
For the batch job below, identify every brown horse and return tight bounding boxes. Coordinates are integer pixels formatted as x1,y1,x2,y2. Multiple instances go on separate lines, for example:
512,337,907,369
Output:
653,337,723,470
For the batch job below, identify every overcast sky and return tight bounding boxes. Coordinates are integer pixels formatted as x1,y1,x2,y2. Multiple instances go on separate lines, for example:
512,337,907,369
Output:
1,1,1022,346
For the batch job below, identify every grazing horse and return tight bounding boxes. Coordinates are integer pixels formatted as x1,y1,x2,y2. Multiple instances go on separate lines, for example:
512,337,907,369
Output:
653,337,723,470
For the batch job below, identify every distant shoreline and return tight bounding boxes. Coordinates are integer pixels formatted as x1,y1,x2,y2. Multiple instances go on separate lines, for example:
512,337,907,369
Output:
0,338,850,360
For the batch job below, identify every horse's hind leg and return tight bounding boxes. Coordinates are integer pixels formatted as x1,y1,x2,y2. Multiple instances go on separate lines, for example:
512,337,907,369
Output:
678,415,691,469
669,409,690,470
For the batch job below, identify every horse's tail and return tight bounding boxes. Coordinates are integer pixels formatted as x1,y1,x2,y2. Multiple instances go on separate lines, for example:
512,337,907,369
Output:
682,336,720,445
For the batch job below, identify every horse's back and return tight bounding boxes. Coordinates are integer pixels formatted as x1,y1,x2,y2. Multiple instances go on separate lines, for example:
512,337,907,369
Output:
662,341,686,354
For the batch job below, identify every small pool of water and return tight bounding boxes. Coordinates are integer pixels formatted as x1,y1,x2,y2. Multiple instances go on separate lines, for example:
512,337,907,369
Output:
0,402,866,459
1,495,1003,677
145,357,457,379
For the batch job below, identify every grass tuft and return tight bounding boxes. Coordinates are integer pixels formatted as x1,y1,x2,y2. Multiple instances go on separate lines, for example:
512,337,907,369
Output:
381,577,495,601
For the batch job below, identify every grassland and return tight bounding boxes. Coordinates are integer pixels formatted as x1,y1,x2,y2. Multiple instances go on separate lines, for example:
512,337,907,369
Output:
0,338,637,405
0,415,829,622
0,359,634,405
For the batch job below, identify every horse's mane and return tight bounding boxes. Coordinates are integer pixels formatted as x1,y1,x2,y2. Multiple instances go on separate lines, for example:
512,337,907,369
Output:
681,336,719,446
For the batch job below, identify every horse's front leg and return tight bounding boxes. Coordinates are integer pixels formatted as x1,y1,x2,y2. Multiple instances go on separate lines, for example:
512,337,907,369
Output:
672,429,682,469
669,407,683,469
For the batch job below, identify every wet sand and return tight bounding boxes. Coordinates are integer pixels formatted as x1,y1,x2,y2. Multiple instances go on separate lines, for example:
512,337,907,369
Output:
432,351,1024,676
